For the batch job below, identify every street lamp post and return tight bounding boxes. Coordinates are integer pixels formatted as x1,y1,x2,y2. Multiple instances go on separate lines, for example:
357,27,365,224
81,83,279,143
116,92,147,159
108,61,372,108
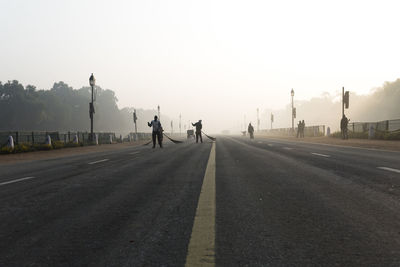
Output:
179,114,182,136
291,88,295,132
271,113,274,130
157,105,160,120
89,73,96,142
133,109,138,141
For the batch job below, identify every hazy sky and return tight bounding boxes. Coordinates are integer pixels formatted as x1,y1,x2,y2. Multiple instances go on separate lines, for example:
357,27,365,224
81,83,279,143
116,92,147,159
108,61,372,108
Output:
1,0,399,132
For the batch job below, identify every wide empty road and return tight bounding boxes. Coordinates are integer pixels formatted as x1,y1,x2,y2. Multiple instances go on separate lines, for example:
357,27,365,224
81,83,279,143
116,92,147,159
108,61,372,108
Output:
1,136,400,266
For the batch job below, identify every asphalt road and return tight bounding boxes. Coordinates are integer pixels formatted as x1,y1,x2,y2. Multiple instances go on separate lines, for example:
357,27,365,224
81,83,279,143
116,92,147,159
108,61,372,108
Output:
1,136,400,266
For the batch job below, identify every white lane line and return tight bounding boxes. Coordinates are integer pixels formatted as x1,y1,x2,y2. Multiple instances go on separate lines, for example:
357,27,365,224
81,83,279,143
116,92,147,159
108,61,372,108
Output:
257,141,263,144
129,151,140,155
267,144,274,147
185,142,215,267
311,152,330,158
377,167,400,174
88,159,109,165
283,147,293,150
0,176,36,186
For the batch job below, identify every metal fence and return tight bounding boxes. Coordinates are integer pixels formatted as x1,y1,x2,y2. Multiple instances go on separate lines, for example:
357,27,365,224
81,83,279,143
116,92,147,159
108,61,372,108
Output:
0,131,152,148
349,119,400,133
259,125,325,137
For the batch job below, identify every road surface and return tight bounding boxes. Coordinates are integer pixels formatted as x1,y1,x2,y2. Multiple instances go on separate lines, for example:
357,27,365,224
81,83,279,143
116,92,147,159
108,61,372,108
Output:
1,136,400,266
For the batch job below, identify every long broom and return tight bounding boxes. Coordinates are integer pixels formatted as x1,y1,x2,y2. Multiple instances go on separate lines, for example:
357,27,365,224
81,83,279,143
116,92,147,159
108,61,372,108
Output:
143,140,152,146
202,131,216,141
163,133,184,144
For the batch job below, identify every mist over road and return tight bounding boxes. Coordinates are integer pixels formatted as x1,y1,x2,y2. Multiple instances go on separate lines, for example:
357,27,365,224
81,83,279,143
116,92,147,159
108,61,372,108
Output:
1,136,399,266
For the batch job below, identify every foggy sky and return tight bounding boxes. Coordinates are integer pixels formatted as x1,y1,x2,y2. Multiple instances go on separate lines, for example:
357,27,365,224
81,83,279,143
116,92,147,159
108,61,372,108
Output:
1,0,400,133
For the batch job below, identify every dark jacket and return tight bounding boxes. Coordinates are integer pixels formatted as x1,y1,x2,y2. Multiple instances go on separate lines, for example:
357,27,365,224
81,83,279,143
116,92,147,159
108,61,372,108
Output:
192,122,202,133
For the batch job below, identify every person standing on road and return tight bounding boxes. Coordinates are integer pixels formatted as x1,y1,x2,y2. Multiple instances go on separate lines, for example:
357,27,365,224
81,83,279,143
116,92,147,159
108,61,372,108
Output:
340,115,349,140
301,120,305,138
248,123,254,139
148,115,163,148
192,120,203,143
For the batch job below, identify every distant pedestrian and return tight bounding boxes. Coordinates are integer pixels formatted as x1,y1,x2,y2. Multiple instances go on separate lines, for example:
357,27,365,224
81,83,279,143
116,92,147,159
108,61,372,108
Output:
301,120,305,138
148,115,163,148
248,123,254,139
192,120,203,143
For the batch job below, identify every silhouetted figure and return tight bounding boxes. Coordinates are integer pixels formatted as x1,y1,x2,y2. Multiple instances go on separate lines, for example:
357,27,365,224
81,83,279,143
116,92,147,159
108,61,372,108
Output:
248,123,254,139
340,115,349,139
301,120,305,138
148,115,163,148
192,120,203,143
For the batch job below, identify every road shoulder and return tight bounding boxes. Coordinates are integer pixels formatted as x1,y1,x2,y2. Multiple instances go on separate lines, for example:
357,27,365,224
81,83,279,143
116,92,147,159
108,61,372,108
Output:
256,135,400,152
0,141,149,165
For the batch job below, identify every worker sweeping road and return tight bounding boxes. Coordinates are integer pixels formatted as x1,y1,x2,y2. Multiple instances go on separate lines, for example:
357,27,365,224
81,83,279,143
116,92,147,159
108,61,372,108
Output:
191,120,203,143
248,123,254,139
148,115,163,148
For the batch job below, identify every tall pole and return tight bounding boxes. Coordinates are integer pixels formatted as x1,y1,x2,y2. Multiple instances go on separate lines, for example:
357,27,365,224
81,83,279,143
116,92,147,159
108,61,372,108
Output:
179,114,182,136
157,105,160,120
342,87,344,118
89,73,96,143
134,109,138,140
291,88,294,131
271,113,273,130
91,85,94,141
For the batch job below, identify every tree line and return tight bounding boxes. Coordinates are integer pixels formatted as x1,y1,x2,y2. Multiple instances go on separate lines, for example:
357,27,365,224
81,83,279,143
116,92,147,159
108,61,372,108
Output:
0,80,168,133
262,79,400,131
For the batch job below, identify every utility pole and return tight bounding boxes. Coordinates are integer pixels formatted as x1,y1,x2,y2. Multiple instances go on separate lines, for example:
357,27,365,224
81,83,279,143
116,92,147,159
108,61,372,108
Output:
157,105,160,120
291,88,295,132
89,73,96,143
179,114,182,136
133,109,138,141
257,108,260,132
271,113,274,130
342,87,350,117
342,87,344,118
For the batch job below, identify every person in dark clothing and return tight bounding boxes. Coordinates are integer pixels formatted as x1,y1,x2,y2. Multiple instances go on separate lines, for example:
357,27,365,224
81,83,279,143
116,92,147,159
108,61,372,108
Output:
248,123,254,139
148,115,163,148
301,120,305,138
340,115,349,139
192,120,203,143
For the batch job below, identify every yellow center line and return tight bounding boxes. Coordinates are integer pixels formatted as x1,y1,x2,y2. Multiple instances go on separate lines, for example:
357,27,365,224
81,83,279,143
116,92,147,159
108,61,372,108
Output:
185,142,216,267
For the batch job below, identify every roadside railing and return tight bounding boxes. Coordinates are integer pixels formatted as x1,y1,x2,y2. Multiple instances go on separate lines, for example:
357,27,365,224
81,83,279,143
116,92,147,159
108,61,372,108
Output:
349,119,400,133
0,131,152,149
259,125,325,137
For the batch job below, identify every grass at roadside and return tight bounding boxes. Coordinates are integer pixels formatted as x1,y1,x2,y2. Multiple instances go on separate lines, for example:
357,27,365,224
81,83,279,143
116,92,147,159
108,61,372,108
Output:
0,141,84,154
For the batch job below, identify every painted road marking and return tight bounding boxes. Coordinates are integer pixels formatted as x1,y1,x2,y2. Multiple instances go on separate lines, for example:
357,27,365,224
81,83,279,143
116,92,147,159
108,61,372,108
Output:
257,141,263,144
88,159,109,165
0,177,35,186
185,142,216,267
283,147,293,150
267,144,274,147
311,152,330,158
377,167,400,174
129,151,140,155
